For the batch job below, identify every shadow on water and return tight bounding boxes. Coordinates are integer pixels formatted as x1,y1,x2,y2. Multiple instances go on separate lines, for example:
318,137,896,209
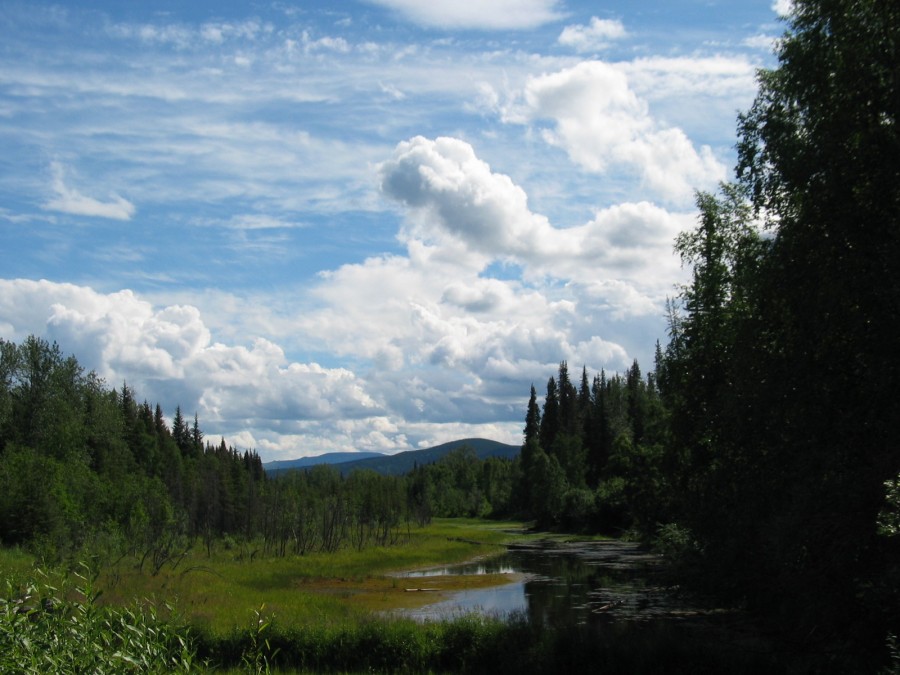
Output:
393,540,717,629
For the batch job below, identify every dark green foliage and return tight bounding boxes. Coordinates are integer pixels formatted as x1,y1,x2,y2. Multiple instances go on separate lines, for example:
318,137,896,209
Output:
515,360,668,532
538,375,560,453
513,7,899,656
0,336,266,563
523,384,541,447
0,335,525,563
655,0,900,662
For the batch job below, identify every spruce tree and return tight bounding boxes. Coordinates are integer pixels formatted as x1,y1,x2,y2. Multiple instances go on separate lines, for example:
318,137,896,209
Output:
539,377,559,453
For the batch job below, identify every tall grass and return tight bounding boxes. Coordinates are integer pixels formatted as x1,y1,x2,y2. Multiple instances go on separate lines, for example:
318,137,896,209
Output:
195,611,784,674
0,564,201,674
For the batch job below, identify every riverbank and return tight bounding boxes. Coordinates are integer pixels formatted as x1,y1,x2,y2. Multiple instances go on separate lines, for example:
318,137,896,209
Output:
0,520,792,672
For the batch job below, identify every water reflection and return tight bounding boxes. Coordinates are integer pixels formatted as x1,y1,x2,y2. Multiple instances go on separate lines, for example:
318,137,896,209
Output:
402,561,517,577
396,541,685,627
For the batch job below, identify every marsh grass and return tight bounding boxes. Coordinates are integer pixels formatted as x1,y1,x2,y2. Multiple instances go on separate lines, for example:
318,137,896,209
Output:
90,518,529,636
2,520,783,673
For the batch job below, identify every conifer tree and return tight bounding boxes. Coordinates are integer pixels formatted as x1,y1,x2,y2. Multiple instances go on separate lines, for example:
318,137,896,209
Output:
523,384,541,446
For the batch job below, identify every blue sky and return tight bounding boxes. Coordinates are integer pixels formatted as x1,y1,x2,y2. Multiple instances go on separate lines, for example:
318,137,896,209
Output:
0,0,788,460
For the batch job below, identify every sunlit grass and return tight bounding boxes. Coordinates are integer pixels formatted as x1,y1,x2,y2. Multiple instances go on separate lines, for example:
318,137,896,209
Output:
86,518,531,636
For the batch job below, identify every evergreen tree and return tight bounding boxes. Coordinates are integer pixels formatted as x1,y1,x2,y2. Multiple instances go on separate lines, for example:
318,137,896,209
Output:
191,413,203,456
523,385,541,446
539,376,559,453
556,361,577,436
171,406,191,457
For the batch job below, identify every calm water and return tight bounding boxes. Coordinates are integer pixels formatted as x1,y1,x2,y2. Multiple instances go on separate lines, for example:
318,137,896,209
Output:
395,541,694,627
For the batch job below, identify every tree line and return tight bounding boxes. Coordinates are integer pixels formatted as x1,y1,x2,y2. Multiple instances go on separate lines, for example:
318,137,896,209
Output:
0,335,523,565
0,335,267,565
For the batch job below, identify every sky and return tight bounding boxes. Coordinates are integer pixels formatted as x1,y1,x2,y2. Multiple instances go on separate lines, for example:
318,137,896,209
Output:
0,0,789,460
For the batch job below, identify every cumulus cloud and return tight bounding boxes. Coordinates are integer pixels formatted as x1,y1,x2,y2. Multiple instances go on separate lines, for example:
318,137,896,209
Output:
0,279,383,459
379,136,557,261
363,0,566,30
378,135,690,289
43,162,135,221
1,132,687,459
558,17,626,52
507,61,726,205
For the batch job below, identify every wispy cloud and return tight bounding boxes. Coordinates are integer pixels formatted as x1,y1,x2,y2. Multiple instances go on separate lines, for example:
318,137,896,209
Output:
43,162,135,221
558,17,626,52
363,0,566,30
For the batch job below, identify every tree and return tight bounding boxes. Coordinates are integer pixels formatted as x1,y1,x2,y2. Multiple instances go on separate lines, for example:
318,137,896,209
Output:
538,377,559,453
529,447,567,527
666,0,900,656
523,385,541,447
557,361,577,436
191,413,203,456
171,406,191,457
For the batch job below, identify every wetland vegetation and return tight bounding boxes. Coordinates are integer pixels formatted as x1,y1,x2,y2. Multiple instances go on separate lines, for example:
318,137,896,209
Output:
1,522,786,674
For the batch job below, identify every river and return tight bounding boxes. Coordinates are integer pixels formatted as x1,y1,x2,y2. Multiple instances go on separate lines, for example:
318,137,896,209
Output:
392,539,711,627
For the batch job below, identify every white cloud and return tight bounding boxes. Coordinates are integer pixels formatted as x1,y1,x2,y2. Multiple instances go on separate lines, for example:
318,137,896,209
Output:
513,61,726,205
379,136,557,261
558,17,626,52
0,275,558,459
0,279,382,458
108,19,271,49
363,0,566,30
743,34,777,51
302,31,351,53
621,56,757,102
225,214,306,230
772,0,794,17
378,135,690,292
43,162,136,221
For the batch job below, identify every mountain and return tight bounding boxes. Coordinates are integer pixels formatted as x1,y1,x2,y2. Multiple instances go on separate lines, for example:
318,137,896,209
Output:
264,438,520,478
263,451,384,476
335,438,519,476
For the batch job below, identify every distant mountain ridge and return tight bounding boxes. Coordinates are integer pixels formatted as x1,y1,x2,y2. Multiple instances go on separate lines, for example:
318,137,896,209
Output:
263,438,519,477
263,451,385,475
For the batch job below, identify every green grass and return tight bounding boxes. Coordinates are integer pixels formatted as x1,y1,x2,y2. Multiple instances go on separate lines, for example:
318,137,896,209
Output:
0,520,789,673
87,519,530,636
